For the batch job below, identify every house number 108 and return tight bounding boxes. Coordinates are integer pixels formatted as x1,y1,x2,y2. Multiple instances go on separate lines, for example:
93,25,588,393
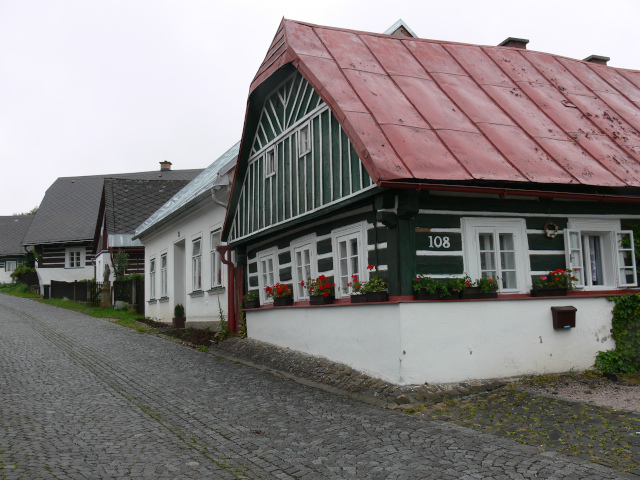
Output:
428,235,450,249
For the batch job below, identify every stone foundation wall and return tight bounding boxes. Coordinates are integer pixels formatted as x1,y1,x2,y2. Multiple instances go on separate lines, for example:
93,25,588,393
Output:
211,337,506,410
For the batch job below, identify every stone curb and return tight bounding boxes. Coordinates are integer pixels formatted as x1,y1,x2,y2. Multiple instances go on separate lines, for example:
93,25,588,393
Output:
207,337,508,410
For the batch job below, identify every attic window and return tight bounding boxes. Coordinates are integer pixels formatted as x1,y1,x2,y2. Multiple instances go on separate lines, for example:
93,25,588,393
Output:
265,147,276,177
298,123,311,157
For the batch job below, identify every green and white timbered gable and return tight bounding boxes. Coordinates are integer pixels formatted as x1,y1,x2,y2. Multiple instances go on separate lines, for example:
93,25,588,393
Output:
227,71,374,244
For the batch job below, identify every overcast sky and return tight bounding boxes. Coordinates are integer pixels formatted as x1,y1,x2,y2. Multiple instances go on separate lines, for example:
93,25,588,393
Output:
1,0,638,216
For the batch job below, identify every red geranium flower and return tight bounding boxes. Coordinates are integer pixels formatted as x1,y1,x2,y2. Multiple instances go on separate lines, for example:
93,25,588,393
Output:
323,291,329,297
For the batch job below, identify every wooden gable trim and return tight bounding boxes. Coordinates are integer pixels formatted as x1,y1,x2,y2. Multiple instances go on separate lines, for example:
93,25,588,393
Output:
226,70,374,245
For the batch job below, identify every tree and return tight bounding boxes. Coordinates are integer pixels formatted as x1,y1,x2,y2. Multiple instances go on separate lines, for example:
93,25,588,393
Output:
112,250,130,278
13,206,38,216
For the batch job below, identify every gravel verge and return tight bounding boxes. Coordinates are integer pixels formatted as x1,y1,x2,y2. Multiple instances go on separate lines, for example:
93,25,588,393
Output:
516,373,640,413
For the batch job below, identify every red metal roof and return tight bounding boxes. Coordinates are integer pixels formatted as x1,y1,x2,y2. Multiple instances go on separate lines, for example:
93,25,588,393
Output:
249,19,640,188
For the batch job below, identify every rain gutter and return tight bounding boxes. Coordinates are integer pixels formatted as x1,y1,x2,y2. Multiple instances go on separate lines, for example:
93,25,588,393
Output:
376,181,640,204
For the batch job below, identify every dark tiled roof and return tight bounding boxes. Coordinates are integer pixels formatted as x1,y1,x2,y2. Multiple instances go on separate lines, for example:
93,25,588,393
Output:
0,215,34,256
248,19,640,188
23,169,202,246
104,178,191,234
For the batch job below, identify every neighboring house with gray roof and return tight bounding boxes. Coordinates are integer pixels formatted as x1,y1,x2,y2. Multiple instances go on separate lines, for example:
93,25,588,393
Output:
0,215,34,283
134,142,239,325
94,178,191,280
22,164,202,293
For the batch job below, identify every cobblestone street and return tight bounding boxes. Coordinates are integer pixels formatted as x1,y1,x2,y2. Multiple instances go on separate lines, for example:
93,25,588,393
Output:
0,294,634,479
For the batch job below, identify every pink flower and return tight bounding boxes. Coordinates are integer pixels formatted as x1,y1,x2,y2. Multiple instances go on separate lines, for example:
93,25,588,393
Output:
540,276,547,281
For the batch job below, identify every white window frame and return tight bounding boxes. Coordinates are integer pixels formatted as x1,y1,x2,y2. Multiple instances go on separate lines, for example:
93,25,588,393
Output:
291,235,316,301
257,247,278,304
160,253,168,297
5,261,17,272
332,222,367,299
192,238,202,292
462,217,530,294
210,229,223,289
298,122,311,157
149,258,156,299
66,248,84,269
565,218,637,289
265,147,276,177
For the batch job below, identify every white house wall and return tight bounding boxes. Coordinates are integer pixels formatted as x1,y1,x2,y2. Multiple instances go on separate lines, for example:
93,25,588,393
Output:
37,265,95,294
140,200,229,325
246,296,615,385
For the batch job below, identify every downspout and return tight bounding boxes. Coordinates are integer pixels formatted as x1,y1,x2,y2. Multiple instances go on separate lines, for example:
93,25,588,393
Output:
217,246,236,334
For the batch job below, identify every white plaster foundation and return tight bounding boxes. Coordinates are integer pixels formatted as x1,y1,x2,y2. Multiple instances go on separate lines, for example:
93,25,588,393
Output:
246,297,615,385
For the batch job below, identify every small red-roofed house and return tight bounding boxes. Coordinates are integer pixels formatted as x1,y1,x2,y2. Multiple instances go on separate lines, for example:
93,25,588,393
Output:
222,19,640,384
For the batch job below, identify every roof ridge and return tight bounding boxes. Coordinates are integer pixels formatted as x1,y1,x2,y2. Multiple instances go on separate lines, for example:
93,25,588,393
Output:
281,19,640,72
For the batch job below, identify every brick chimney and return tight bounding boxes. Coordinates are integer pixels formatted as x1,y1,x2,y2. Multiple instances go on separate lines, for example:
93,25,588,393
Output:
160,161,172,171
498,37,529,49
583,55,610,65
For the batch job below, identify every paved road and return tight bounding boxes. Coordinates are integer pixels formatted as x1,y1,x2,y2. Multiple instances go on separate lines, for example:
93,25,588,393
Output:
0,294,631,479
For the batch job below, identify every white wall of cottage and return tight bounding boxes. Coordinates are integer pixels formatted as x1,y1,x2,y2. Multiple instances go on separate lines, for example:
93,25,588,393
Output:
245,296,616,385
37,265,95,294
139,199,229,325
0,269,14,283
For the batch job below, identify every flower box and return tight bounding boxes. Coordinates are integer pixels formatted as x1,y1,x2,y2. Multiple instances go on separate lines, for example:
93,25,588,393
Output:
414,289,439,301
310,294,334,305
366,291,389,303
438,292,461,300
243,299,260,309
273,297,294,307
414,287,459,300
350,294,367,303
531,288,568,297
461,286,498,299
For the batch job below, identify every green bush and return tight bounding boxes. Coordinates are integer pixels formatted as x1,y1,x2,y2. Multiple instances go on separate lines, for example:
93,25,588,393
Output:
9,263,35,282
121,273,144,281
595,294,640,373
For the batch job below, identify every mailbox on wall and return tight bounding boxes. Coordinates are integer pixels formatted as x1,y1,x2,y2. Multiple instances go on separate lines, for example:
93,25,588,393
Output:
551,306,577,329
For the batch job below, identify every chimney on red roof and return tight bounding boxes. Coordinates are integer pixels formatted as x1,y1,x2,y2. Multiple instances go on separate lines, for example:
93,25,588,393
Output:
583,55,610,65
498,37,529,49
160,161,172,171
